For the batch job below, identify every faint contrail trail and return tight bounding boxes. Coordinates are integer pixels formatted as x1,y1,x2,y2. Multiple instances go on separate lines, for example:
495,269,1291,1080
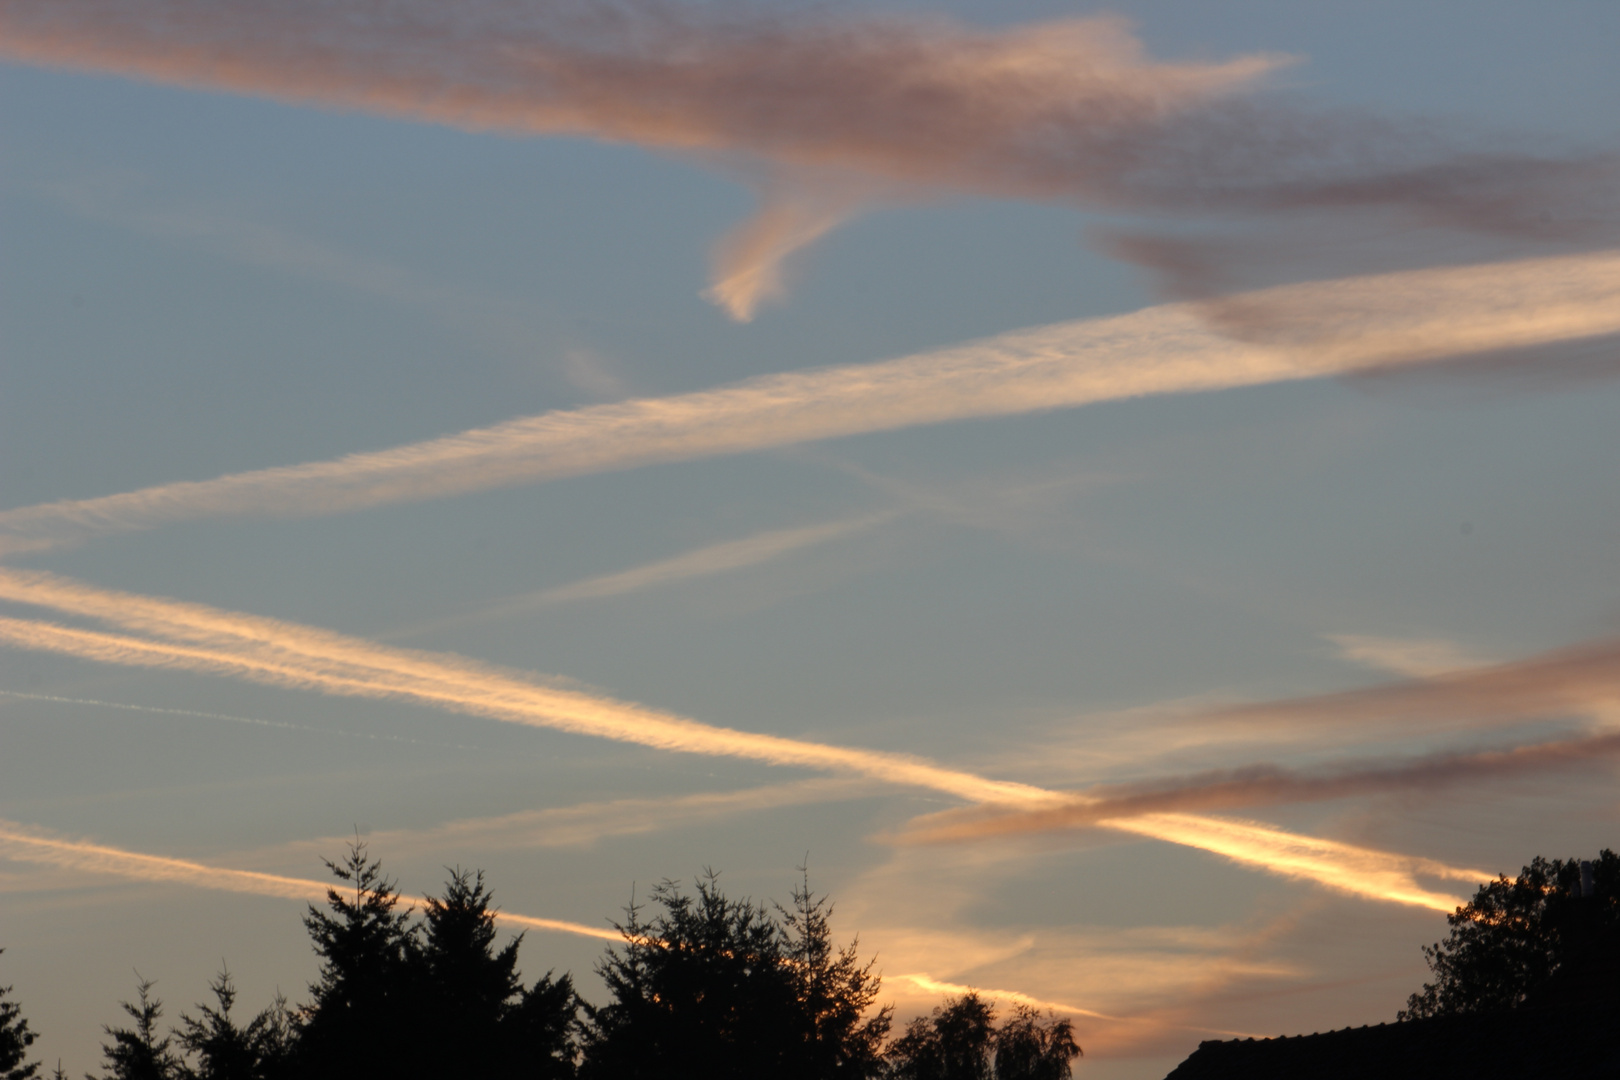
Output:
388,511,897,639
0,568,1483,908
0,687,479,749
4,249,1620,558
0,819,622,940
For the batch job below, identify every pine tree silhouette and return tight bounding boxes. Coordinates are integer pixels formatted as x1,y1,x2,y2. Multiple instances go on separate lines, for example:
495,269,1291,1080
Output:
176,968,293,1080
293,841,417,1080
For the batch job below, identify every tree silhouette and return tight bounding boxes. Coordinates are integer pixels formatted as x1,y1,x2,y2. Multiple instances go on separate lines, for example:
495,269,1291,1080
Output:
0,951,40,1080
581,872,805,1080
91,977,182,1080
416,867,578,1077
886,994,996,1080
1400,850,1619,1019
989,1005,1079,1080
293,842,417,1079
884,995,1080,1080
778,871,891,1079
176,969,293,1080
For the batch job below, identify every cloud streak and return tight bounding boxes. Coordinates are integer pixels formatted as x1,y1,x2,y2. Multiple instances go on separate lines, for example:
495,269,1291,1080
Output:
6,249,1620,557
0,567,1481,908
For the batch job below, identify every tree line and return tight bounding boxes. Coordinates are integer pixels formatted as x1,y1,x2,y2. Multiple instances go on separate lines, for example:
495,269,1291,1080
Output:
0,844,1080,1080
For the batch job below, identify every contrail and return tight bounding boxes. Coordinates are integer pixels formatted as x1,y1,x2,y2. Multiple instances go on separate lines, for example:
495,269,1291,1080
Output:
236,779,872,862
0,818,622,940
0,567,1058,808
0,568,1483,908
1100,814,1483,913
4,250,1620,558
896,728,1620,845
0,0,1280,318
388,511,896,639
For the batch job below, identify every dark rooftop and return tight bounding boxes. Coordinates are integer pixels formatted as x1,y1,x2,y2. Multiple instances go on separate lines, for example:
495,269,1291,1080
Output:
1163,998,1620,1080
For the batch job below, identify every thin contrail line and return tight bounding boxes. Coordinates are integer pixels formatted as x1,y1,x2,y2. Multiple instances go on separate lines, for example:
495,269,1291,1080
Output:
0,687,480,750
0,819,620,940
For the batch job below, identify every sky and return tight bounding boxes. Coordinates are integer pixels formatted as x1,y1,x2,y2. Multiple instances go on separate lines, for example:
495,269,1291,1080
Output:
1,1,1618,1076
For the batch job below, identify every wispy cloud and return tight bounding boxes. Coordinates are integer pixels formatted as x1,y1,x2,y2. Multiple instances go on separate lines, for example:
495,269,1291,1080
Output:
0,1,1284,318
5,3,1614,316
5,250,1620,557
390,512,897,638
0,567,1482,907
1328,634,1490,679
1217,634,1620,735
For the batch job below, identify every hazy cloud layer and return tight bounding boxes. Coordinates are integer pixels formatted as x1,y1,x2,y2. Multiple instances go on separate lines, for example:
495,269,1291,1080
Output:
5,249,1620,557
0,567,1478,907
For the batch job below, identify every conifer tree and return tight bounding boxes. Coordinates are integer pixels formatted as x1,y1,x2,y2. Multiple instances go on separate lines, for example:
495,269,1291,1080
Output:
176,970,292,1080
580,872,801,1080
294,842,417,1080
417,868,524,1076
92,977,182,1080
778,872,890,1079
0,951,40,1080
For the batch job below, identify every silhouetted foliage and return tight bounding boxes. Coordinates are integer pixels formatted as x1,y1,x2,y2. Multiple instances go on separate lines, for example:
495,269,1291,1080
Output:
92,978,182,1080
989,1005,1080,1080
0,952,40,1080
885,995,1080,1080
293,842,418,1079
582,869,889,1080
175,970,292,1080
886,993,996,1080
505,971,581,1080
1400,850,1620,1019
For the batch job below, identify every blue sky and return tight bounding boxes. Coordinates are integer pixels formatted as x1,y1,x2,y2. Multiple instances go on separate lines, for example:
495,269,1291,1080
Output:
2,2,1619,1076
